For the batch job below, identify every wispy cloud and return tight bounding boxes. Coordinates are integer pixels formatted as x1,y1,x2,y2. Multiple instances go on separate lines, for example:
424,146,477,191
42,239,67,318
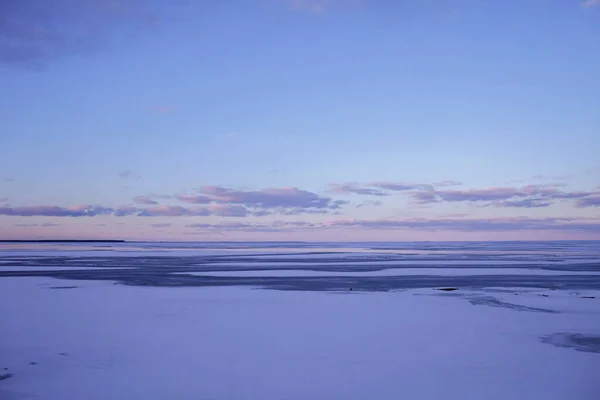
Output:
178,216,600,234
133,195,158,205
196,185,344,212
582,0,600,8
138,205,209,217
433,180,463,187
119,169,141,180
175,194,212,204
0,205,115,217
416,184,598,208
369,182,433,192
330,181,431,196
356,200,382,208
329,183,388,197
496,199,552,208
186,220,319,232
150,223,171,228
325,217,600,233
330,180,600,209
208,204,249,217
0,197,7,202
186,222,278,232
576,196,600,208
114,205,140,216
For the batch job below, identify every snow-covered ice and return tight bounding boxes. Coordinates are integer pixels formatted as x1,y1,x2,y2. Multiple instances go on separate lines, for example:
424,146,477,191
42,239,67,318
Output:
1,277,599,400
1,241,599,399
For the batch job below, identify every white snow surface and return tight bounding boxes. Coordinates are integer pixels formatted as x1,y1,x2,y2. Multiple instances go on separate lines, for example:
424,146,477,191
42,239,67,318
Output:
1,277,599,400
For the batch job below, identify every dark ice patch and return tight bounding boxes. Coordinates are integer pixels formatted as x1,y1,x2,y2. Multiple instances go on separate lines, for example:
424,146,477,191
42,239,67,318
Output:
467,296,558,313
541,333,600,354
0,373,12,381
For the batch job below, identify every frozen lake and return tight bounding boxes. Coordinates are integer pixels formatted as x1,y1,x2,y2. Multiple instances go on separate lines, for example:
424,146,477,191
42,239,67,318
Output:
1,241,599,399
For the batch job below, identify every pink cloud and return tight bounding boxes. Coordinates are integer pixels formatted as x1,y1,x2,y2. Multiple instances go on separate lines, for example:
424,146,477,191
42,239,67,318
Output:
175,194,212,204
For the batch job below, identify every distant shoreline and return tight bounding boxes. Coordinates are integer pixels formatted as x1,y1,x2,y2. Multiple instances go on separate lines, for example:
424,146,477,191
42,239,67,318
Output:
0,240,126,243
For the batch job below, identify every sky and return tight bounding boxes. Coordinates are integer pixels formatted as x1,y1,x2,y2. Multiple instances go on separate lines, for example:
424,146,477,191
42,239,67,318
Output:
0,0,599,241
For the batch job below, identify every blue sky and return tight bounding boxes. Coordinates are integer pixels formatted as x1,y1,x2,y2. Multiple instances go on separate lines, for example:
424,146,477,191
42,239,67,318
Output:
1,0,599,240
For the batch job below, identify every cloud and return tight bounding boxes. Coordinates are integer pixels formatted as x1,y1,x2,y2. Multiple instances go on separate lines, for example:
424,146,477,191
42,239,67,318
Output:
329,183,388,197
14,223,38,227
186,220,319,232
41,222,58,227
150,223,171,228
325,217,600,233
431,187,521,202
198,185,342,210
3,178,14,182
0,197,7,202
133,195,158,205
329,182,431,196
356,200,383,208
576,196,600,208
114,205,140,216
0,205,114,217
328,180,595,209
497,199,552,208
433,180,462,187
207,204,249,217
583,0,600,7
185,222,280,232
138,205,206,217
119,169,141,180
0,0,156,68
411,184,599,208
369,182,433,192
531,175,570,183
412,191,439,204
175,194,212,204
